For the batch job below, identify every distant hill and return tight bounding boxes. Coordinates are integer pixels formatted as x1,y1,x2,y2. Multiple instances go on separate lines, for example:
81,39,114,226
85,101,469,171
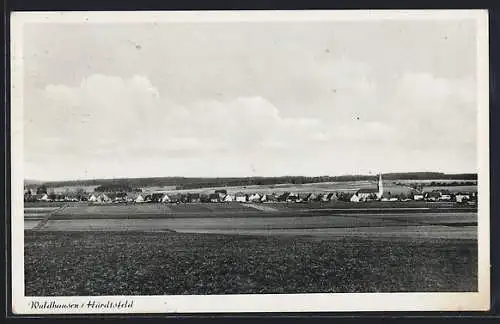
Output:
26,172,477,190
24,179,44,186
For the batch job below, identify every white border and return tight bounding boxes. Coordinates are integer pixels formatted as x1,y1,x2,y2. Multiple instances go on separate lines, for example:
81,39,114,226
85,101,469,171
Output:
10,10,490,314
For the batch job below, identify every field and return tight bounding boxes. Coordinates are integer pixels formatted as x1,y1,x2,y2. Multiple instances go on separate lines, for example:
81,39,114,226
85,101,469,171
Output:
422,186,478,193
25,231,477,296
24,200,478,295
148,180,416,195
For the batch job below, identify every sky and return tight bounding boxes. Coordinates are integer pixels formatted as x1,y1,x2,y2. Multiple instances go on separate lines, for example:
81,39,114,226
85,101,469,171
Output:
22,17,479,181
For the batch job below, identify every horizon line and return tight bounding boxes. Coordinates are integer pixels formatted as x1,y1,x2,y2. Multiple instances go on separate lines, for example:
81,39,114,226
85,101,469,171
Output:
25,171,478,184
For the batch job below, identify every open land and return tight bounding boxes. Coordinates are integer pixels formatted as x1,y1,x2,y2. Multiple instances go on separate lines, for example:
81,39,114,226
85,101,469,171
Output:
25,231,477,296
24,199,477,295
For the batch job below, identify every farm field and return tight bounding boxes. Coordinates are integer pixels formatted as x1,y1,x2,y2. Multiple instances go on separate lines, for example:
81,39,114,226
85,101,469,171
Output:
154,181,415,195
422,186,478,193
24,231,477,296
24,202,477,240
24,200,478,296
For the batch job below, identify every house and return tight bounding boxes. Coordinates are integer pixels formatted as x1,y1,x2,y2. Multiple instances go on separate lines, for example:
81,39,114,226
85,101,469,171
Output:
235,192,247,203
248,193,261,202
328,193,338,202
215,189,227,198
88,194,98,202
97,193,111,203
307,193,318,202
113,192,127,203
223,194,234,202
455,194,470,203
299,193,311,202
150,193,164,202
168,193,181,203
350,194,361,202
38,193,50,201
161,194,171,203
425,192,441,201
320,193,330,202
277,192,290,202
413,194,424,201
439,194,452,201
187,193,201,203
135,194,145,203
209,193,220,203
355,188,379,201
262,194,277,203
286,193,299,202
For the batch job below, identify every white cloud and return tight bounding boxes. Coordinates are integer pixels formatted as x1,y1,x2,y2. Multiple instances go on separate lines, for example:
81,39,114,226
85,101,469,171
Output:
25,70,478,180
25,74,332,179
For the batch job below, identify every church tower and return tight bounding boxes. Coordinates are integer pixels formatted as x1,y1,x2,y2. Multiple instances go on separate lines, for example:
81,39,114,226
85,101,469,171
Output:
377,173,384,199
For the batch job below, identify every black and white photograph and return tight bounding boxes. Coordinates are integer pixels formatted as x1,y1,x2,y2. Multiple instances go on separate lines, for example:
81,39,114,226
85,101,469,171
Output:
10,10,490,314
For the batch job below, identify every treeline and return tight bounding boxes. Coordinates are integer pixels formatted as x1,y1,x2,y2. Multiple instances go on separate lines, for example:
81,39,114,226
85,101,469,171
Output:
94,184,142,193
28,172,477,190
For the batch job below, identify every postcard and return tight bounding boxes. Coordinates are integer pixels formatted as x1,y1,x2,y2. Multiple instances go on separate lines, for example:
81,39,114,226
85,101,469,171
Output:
10,9,490,314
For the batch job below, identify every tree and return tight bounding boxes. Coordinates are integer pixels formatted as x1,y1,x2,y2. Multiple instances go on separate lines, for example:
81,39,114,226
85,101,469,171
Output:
36,185,48,194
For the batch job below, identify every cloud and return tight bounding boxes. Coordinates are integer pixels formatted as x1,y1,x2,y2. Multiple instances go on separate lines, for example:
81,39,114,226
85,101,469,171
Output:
25,74,324,169
24,71,477,180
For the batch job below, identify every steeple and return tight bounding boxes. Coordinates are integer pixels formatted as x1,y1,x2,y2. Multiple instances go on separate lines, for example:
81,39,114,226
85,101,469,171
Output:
377,173,384,199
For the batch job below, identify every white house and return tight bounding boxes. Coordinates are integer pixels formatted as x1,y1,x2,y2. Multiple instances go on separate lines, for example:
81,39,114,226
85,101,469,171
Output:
455,194,470,203
350,194,361,202
355,188,378,201
135,194,145,203
97,193,111,203
161,194,171,203
223,194,234,202
248,193,261,202
439,194,452,201
413,194,424,201
235,193,247,203
88,194,98,202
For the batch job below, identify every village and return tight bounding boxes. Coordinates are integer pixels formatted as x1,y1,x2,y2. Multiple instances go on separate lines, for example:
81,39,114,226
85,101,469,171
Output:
24,174,477,205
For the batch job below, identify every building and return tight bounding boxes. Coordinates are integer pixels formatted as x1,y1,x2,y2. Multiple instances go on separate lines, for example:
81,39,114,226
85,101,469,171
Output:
455,194,470,203
354,188,378,201
97,193,111,203
209,193,220,203
439,193,452,201
277,192,290,202
235,192,247,202
413,194,424,201
262,194,277,203
350,193,361,202
306,193,318,202
425,192,441,201
187,193,201,203
135,194,145,203
215,189,227,199
328,192,338,202
223,194,234,202
352,174,384,201
248,193,261,202
377,173,384,199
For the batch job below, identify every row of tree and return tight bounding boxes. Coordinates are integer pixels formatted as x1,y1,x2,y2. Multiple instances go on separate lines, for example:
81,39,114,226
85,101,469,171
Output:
26,172,478,190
